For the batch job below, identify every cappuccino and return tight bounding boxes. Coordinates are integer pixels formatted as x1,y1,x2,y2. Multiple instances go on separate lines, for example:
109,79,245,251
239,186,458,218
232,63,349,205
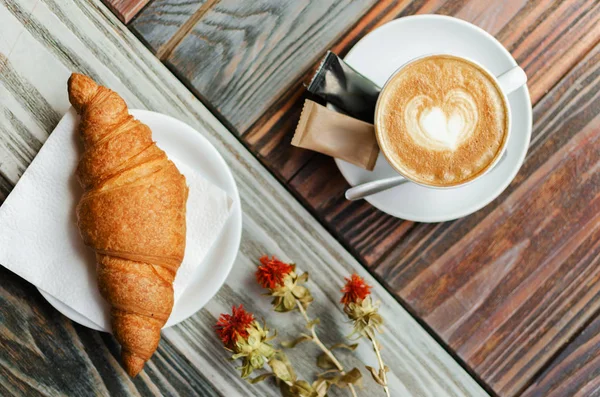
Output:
375,55,509,187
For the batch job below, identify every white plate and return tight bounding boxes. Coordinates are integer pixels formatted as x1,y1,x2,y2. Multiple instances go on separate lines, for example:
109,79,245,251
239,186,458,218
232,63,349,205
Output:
40,110,242,332
334,15,532,222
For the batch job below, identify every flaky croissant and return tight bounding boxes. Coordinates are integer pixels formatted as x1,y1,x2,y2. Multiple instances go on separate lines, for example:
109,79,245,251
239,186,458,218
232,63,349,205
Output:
68,73,188,377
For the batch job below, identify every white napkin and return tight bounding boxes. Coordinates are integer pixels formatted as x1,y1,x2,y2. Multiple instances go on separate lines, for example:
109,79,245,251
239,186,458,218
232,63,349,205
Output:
0,108,232,330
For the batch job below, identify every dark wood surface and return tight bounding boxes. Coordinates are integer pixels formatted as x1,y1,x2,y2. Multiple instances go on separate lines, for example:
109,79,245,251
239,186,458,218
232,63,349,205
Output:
24,0,600,395
521,315,600,397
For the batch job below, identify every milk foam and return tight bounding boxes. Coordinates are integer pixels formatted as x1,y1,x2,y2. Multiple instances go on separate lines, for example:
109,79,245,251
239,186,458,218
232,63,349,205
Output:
404,89,478,151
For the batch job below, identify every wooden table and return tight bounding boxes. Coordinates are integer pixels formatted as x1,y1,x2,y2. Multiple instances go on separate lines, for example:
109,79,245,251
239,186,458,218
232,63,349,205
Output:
0,0,598,396
0,0,485,396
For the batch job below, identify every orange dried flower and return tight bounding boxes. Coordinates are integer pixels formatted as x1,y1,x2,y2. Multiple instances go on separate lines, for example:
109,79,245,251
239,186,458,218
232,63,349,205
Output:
341,274,372,305
256,255,294,289
215,304,255,349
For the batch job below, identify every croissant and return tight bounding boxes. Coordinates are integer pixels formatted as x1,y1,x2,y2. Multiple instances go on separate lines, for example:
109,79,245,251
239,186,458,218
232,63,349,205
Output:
67,73,188,376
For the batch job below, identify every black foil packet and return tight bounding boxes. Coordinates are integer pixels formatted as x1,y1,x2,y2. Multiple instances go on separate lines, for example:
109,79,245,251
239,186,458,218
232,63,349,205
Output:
306,51,381,123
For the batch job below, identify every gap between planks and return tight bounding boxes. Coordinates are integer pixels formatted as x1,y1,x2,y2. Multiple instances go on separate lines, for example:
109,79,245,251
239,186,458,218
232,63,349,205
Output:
155,0,221,60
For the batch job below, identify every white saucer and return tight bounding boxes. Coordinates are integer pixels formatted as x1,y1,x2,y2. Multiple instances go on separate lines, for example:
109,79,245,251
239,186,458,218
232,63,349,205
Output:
334,15,532,222
40,110,242,332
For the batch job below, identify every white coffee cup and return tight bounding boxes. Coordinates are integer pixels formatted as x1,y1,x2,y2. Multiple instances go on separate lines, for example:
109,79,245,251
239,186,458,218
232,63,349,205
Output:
373,54,527,190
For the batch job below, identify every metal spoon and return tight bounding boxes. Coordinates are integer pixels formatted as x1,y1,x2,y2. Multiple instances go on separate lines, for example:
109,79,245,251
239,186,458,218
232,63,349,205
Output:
345,175,409,201
345,151,508,201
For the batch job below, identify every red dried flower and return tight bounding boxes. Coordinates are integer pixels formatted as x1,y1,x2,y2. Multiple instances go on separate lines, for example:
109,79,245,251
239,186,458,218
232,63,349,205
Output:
341,274,372,305
215,304,255,349
256,255,294,289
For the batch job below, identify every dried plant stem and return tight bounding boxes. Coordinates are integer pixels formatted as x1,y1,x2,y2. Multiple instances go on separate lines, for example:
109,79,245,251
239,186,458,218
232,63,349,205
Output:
296,301,358,397
367,331,390,397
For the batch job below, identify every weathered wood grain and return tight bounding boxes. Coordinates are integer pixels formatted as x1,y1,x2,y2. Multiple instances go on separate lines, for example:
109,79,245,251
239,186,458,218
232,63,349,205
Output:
0,268,222,397
521,315,600,397
130,0,207,55
165,0,378,133
9,0,600,394
101,0,149,23
0,0,486,395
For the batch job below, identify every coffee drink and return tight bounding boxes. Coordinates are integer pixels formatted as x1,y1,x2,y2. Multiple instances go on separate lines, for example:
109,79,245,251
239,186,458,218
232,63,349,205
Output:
375,55,509,187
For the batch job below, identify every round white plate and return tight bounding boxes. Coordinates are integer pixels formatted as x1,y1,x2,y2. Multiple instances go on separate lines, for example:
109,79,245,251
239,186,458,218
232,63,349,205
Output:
335,15,532,222
40,110,242,332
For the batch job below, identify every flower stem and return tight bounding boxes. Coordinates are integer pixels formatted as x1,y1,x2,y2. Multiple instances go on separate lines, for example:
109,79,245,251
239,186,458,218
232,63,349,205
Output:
367,331,390,397
296,300,358,397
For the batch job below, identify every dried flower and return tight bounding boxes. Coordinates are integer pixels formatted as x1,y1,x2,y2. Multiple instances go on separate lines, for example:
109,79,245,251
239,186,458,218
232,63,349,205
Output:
340,275,390,397
344,297,384,338
257,255,295,289
215,305,323,395
215,304,255,350
215,305,276,378
231,320,277,378
341,273,372,306
258,256,361,397
257,256,313,312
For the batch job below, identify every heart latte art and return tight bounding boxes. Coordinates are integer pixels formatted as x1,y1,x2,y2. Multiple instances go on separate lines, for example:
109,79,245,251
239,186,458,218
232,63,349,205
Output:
376,55,509,187
405,89,478,150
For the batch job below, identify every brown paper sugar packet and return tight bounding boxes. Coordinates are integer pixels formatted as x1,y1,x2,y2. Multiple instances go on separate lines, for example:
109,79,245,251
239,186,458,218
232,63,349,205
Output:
292,100,379,171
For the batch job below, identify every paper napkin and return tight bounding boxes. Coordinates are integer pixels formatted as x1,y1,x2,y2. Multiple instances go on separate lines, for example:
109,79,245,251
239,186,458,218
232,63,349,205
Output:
0,108,232,330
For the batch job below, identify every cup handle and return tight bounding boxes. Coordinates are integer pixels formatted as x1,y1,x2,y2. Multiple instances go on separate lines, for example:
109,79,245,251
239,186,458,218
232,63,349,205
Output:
496,66,527,95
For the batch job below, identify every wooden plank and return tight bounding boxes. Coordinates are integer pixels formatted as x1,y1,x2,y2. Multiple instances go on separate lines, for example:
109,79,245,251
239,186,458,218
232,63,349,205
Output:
374,44,600,396
0,0,486,395
496,0,600,103
130,0,207,55
101,0,149,24
164,0,378,134
455,0,528,35
521,315,600,397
